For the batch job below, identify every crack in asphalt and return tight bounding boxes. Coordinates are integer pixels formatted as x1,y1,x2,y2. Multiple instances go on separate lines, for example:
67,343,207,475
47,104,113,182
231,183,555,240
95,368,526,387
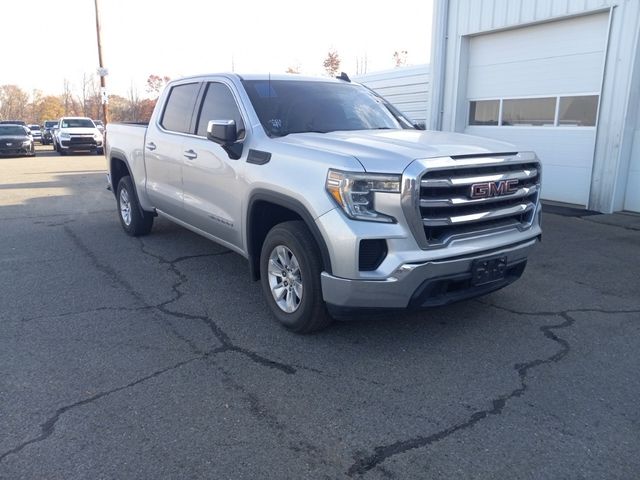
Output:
0,355,204,464
62,226,296,375
205,356,334,472
347,302,640,476
137,238,297,375
347,308,577,477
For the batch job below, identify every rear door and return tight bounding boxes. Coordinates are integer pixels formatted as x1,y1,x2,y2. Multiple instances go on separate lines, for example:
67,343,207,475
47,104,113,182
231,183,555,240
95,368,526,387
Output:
181,80,248,248
144,81,201,218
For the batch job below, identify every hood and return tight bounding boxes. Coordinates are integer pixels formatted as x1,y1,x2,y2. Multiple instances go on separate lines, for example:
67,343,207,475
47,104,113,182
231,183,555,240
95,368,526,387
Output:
60,127,99,135
275,129,518,173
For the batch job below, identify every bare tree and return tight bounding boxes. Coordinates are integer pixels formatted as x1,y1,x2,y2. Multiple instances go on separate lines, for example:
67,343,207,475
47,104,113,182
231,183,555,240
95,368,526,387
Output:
285,64,301,74
127,83,143,122
77,73,102,118
61,79,80,116
355,53,369,75
323,50,341,77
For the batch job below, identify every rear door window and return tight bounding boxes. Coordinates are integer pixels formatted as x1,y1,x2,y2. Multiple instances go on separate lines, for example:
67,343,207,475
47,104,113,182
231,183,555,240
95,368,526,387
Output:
160,83,200,134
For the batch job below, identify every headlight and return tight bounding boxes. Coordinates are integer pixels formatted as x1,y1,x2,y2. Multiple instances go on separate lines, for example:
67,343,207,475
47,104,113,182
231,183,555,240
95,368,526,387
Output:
93,133,103,141
326,169,400,223
60,132,70,140
22,140,32,146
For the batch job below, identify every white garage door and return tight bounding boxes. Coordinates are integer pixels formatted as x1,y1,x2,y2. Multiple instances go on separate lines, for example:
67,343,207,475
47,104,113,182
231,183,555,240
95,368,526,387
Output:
464,12,609,207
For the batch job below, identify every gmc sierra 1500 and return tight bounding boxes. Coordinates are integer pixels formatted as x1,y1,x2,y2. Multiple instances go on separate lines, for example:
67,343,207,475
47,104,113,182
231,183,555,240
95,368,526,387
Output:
105,73,542,333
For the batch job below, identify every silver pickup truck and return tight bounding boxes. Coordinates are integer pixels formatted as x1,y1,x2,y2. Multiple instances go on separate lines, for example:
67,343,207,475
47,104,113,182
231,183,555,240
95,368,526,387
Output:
105,73,542,332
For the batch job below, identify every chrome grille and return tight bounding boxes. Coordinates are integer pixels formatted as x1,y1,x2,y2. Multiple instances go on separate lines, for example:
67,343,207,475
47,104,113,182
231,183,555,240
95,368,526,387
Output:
401,153,541,249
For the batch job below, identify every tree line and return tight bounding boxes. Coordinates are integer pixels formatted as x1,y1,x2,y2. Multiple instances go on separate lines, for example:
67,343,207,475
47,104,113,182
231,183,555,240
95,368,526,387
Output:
0,74,169,125
1,48,411,125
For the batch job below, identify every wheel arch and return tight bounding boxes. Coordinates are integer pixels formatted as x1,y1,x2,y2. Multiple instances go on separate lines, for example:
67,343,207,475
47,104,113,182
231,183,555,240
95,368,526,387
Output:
109,151,153,217
247,190,333,281
109,151,133,195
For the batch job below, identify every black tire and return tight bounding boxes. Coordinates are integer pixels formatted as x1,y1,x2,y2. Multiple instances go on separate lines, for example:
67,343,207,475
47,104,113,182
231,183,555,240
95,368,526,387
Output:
116,175,154,236
59,149,66,156
96,147,104,155
259,221,332,333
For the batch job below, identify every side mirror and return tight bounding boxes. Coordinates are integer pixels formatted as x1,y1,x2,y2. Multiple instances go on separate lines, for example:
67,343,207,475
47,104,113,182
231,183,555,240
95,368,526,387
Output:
207,119,237,146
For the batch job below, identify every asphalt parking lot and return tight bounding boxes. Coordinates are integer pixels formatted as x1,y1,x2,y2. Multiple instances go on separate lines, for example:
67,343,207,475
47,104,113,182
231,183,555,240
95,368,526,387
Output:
1,146,639,479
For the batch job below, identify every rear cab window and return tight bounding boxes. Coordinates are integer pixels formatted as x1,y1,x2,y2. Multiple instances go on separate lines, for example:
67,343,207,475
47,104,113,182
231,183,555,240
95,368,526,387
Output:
160,83,200,134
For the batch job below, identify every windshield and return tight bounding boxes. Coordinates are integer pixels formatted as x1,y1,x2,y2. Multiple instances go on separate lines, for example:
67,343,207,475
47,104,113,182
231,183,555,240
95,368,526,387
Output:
61,119,95,128
44,121,57,128
242,79,414,137
29,125,41,130
0,126,28,136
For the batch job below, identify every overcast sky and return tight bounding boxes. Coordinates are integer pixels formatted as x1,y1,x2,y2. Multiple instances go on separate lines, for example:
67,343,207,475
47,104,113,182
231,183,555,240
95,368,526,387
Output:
2,0,433,98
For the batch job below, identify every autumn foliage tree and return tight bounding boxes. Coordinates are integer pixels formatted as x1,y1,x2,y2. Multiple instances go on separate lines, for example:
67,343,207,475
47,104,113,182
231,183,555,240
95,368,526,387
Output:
0,72,165,124
31,95,65,122
322,50,341,77
146,74,171,97
0,85,29,120
285,65,300,74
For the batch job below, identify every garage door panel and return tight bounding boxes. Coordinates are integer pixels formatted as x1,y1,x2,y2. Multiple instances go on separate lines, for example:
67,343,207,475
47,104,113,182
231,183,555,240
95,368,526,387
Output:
468,52,603,98
540,165,592,206
466,12,607,208
469,13,608,67
465,126,595,205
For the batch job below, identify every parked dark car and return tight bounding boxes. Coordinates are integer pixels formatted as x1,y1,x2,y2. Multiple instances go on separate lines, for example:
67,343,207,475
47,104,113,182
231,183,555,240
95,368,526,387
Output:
0,124,35,157
0,120,27,126
42,120,58,145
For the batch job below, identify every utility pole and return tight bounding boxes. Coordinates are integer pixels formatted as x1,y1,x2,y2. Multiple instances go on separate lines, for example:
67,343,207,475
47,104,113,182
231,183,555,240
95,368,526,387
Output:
94,0,109,125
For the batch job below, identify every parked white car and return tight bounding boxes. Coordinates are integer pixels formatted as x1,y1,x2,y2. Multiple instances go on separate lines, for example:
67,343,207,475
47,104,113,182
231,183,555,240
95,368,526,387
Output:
27,124,42,143
54,117,104,155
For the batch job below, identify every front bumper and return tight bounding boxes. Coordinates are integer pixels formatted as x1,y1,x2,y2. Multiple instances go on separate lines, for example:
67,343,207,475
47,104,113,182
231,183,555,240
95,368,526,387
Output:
321,237,538,309
60,139,102,151
0,145,33,156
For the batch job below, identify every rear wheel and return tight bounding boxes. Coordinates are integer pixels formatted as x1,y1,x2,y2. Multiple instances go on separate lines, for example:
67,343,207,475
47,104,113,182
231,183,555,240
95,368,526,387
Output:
116,175,154,236
260,221,332,333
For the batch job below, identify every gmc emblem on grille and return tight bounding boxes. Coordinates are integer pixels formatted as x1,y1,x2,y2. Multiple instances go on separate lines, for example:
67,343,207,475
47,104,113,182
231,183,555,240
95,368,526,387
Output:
470,179,519,199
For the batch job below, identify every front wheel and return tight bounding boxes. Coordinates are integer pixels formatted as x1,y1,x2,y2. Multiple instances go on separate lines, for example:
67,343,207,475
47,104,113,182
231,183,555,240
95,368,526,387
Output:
260,221,332,333
116,175,154,236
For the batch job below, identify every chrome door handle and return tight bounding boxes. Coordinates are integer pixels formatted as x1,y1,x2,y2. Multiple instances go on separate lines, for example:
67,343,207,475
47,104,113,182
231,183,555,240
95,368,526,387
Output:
183,149,197,160
146,142,157,151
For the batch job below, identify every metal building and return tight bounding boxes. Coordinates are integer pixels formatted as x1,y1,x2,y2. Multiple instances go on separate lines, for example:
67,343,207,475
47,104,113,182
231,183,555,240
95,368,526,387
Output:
355,65,431,127
429,0,640,213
